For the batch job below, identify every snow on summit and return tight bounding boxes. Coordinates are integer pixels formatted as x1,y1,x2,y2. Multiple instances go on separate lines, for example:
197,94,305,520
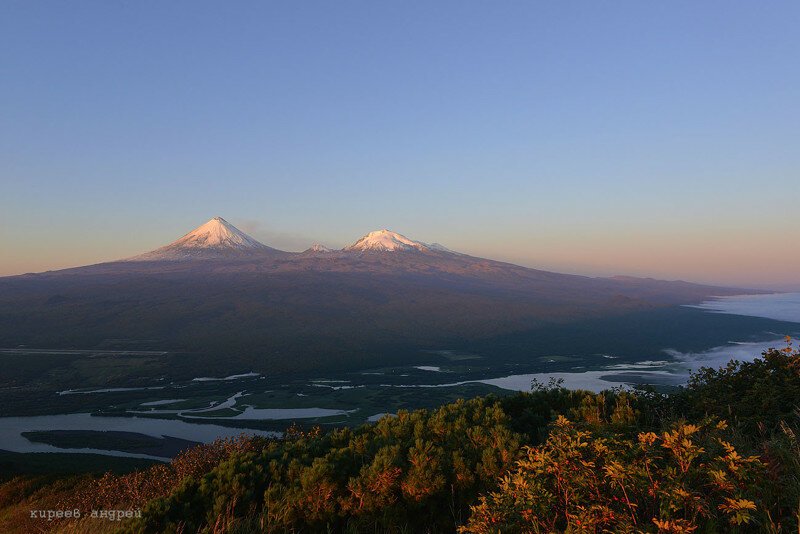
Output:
167,216,267,250
345,229,439,253
304,244,334,253
126,217,275,260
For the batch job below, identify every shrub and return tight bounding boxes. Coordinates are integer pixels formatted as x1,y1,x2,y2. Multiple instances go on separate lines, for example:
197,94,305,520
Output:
462,415,764,533
126,397,523,533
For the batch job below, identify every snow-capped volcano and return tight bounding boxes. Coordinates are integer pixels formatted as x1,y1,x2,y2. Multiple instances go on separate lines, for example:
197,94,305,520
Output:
168,217,267,250
126,217,277,260
344,229,436,252
304,243,334,253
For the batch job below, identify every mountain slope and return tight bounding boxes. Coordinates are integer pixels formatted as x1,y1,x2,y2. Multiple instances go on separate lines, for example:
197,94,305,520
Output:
0,219,758,376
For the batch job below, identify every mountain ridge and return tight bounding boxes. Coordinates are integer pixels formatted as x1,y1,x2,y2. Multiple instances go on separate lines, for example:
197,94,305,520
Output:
4,217,757,302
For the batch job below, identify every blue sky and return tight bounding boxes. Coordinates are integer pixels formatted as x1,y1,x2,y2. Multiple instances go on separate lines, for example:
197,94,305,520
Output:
1,1,798,286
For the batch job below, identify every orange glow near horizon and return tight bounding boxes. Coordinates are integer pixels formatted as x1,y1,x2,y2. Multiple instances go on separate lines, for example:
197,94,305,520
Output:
2,222,798,289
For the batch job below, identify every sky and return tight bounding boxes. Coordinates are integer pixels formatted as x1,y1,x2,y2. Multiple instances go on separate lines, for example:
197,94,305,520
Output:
1,1,798,288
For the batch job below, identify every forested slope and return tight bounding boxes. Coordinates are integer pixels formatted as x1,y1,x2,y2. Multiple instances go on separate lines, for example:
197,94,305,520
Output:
2,342,799,533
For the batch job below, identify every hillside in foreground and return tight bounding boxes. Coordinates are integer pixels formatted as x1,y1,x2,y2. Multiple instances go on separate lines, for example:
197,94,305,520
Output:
3,340,799,533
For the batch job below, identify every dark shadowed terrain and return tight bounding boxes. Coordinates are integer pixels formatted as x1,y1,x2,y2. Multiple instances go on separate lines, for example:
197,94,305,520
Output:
0,249,749,376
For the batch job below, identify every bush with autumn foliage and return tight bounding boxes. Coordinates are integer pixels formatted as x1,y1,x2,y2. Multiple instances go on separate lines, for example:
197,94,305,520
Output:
463,415,765,533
